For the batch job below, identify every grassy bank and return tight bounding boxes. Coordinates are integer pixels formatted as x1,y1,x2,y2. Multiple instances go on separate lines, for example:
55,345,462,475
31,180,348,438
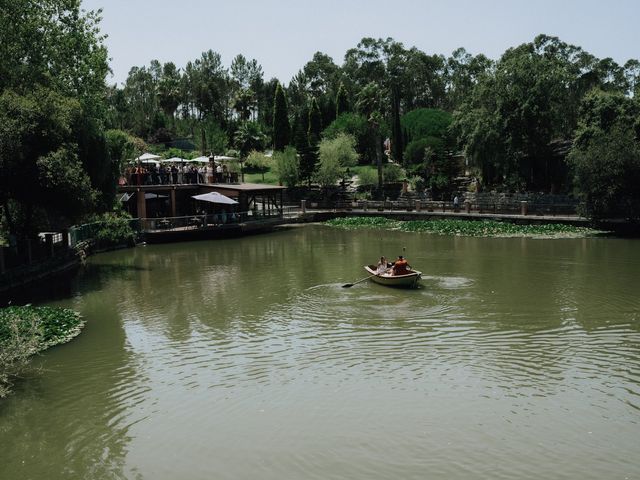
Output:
325,216,599,238
0,305,84,397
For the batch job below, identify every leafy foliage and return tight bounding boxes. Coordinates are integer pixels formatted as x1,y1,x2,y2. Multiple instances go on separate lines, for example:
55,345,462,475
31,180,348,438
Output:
273,146,300,187
246,150,272,181
401,108,452,143
318,134,359,167
88,212,137,246
569,123,640,220
0,305,84,397
234,122,266,158
383,163,406,183
322,113,370,160
336,83,349,116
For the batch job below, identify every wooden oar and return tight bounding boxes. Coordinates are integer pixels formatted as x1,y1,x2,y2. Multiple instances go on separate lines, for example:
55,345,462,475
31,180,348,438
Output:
342,273,377,288
342,267,391,288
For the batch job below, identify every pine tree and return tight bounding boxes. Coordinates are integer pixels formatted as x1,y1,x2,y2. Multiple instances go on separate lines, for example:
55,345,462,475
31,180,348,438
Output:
272,82,290,151
336,83,349,118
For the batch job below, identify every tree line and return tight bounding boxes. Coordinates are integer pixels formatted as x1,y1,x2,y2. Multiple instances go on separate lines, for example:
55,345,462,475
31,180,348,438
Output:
1,1,639,246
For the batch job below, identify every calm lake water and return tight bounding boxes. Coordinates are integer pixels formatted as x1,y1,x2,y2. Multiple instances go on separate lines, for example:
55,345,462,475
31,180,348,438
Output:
1,225,639,480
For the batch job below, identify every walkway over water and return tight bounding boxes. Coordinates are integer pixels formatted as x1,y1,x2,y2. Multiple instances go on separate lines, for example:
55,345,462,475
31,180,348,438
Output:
117,182,286,220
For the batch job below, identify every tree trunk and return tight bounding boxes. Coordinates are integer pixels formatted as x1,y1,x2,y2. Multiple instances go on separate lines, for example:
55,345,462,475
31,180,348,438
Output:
376,131,383,199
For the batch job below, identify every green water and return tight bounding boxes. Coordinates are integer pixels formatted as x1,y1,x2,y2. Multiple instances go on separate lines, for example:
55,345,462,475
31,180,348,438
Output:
1,225,639,480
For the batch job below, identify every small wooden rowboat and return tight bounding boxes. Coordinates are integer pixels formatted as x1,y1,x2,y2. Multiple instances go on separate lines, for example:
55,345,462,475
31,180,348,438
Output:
364,265,422,288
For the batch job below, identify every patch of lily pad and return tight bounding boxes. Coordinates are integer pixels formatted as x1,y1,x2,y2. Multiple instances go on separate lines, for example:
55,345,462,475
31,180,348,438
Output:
325,216,598,238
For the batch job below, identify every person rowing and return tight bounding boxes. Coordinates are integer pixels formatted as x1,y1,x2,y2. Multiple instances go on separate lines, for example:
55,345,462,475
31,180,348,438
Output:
392,255,410,276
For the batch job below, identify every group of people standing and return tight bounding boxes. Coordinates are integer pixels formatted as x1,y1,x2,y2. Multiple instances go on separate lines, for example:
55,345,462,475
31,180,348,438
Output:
120,162,235,186
376,255,410,276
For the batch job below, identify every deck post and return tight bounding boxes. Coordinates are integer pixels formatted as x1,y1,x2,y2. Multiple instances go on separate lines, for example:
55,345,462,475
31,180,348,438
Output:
520,201,528,216
415,200,421,212
170,188,177,217
136,188,147,220
465,201,471,214
301,199,306,213
45,233,54,258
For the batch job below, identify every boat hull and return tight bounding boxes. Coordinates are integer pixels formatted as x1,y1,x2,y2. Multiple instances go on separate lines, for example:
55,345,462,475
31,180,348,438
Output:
364,265,422,288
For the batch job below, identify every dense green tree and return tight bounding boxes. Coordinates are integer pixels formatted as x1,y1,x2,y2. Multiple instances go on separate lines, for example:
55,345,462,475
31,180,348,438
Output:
445,48,493,111
234,121,266,159
0,89,95,237
272,82,290,150
246,150,272,181
315,135,358,188
568,90,640,219
318,134,359,168
336,83,349,117
453,35,631,192
401,108,453,142
0,1,113,238
123,66,158,137
356,82,386,193
322,113,370,161
158,62,182,121
569,122,640,220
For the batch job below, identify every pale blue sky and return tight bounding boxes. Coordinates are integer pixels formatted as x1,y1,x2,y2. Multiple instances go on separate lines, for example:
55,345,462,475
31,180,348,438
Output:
81,0,640,86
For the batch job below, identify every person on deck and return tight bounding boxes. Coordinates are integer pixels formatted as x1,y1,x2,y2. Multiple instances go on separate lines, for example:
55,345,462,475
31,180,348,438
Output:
392,255,410,276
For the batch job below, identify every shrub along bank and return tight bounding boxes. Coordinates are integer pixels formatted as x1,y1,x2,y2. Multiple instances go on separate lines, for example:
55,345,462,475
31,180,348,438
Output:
0,305,84,398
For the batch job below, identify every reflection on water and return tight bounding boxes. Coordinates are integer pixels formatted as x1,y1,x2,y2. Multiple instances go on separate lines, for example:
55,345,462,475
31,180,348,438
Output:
1,226,639,480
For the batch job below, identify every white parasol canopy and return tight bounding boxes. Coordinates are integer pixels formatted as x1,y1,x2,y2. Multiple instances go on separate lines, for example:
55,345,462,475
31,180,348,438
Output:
161,157,186,163
214,155,237,162
135,152,162,161
189,156,211,163
192,192,238,205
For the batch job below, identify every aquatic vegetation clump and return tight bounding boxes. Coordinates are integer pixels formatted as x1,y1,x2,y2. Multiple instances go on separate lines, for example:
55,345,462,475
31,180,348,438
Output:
326,217,596,237
0,306,84,397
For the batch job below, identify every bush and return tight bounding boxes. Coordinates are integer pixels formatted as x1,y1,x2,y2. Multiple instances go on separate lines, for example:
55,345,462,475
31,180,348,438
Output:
383,163,406,183
404,137,445,165
322,113,370,159
89,212,136,246
318,133,359,168
273,146,299,187
357,168,378,190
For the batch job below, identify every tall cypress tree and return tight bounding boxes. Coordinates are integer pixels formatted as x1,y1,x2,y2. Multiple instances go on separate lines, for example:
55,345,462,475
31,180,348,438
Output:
272,82,290,151
308,97,322,146
295,110,316,185
336,83,349,118
391,87,403,163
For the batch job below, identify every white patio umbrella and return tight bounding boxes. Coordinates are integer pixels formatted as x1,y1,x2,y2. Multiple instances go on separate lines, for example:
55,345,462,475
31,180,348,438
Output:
161,157,186,163
214,155,237,162
191,192,238,205
135,152,162,161
189,156,211,163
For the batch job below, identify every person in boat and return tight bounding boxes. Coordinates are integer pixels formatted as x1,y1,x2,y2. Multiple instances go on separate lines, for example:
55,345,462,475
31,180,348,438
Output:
392,255,410,276
376,256,390,274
